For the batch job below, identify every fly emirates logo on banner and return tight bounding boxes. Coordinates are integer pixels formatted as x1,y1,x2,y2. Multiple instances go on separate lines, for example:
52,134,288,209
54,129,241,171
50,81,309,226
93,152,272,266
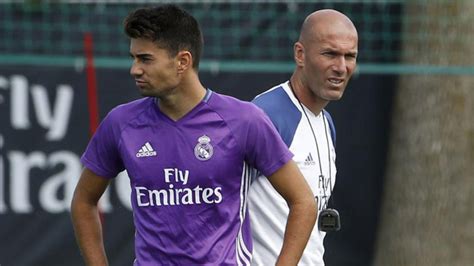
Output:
135,168,223,207
0,74,132,214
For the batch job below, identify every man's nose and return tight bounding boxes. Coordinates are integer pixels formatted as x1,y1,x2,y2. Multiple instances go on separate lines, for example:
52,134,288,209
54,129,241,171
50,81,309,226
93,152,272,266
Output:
130,62,143,76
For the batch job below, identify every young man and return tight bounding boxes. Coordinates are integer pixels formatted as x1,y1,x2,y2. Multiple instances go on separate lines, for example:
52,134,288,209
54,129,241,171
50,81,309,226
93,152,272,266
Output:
248,9,358,265
70,4,316,266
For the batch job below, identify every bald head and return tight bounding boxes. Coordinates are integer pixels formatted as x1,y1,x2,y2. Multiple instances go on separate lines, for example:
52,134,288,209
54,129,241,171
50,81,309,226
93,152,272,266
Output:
299,9,358,45
291,9,358,110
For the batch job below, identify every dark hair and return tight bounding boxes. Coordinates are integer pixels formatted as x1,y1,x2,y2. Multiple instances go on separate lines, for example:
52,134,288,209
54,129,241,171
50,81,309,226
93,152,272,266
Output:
124,4,203,69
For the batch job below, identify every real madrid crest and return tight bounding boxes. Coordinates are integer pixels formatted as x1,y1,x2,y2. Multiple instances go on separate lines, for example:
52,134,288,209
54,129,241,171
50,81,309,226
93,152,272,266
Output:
194,135,214,161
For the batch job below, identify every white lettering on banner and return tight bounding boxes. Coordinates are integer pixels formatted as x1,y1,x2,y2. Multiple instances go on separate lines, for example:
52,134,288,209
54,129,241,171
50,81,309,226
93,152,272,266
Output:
8,151,81,213
98,171,133,212
0,73,132,214
9,151,46,213
38,151,81,213
31,84,73,141
0,150,133,214
11,75,30,129
115,171,133,210
5,75,73,141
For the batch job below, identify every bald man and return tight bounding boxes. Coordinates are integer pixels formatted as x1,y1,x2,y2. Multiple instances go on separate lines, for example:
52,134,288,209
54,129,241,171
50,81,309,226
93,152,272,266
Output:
248,9,358,265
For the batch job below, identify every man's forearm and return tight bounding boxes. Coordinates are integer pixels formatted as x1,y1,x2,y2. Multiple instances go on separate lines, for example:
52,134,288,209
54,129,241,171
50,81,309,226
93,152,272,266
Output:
71,201,109,266
276,199,317,266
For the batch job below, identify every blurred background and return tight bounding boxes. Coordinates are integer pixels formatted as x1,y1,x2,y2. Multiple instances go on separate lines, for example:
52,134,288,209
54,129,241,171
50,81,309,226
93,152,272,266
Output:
0,0,472,265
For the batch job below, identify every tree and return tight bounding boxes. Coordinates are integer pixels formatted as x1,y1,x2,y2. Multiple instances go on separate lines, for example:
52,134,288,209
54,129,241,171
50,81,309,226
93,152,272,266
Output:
374,1,474,265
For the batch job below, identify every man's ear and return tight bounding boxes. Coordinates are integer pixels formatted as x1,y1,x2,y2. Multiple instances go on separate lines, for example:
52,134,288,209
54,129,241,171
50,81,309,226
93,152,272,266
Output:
294,42,305,67
177,51,192,73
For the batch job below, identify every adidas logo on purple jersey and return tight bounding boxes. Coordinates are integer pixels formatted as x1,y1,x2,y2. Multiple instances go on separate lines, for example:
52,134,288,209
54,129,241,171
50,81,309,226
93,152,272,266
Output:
136,142,157,157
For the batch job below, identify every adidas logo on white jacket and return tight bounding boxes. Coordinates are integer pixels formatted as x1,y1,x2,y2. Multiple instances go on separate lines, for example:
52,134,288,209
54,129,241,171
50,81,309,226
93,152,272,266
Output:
304,153,316,166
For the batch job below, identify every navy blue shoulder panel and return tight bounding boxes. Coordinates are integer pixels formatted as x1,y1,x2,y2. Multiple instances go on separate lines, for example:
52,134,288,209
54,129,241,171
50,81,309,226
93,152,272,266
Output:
323,109,336,148
252,86,301,147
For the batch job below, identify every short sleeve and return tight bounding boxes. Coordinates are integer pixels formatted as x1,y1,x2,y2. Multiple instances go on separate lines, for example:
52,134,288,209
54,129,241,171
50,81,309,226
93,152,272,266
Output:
244,107,293,177
80,110,125,178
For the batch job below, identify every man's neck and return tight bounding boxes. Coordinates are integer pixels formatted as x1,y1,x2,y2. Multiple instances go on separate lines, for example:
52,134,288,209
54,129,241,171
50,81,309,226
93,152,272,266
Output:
289,74,328,115
157,75,206,121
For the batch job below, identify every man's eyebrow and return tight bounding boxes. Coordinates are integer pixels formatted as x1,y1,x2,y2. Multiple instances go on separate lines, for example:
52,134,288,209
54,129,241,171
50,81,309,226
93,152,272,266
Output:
129,52,153,58
347,51,358,57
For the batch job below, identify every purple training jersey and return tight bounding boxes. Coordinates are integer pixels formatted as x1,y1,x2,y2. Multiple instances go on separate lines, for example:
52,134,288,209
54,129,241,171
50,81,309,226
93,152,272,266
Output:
81,90,293,265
